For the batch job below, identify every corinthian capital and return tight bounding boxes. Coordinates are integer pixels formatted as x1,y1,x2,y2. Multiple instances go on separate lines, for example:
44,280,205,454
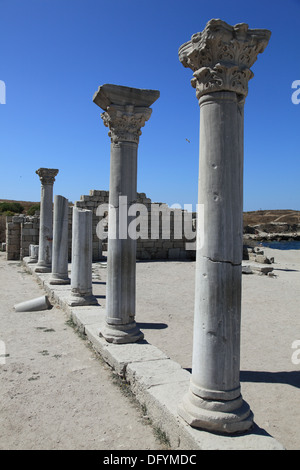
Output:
179,19,271,100
36,168,59,185
93,84,160,144
101,104,152,144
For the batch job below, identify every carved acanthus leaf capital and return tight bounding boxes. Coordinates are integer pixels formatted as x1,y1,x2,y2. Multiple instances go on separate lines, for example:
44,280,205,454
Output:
179,19,271,100
101,104,152,144
93,84,159,144
36,168,59,185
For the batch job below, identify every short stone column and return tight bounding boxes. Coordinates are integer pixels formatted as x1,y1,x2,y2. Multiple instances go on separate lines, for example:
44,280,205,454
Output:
50,195,70,285
178,19,271,433
93,84,159,343
68,207,97,306
35,168,58,273
28,244,39,264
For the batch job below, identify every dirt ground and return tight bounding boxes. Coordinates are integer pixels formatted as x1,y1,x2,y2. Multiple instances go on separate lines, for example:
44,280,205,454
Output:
0,247,299,450
0,253,167,450
93,247,300,450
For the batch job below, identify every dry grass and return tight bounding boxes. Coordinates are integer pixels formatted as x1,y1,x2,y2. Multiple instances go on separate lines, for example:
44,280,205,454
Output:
243,210,300,226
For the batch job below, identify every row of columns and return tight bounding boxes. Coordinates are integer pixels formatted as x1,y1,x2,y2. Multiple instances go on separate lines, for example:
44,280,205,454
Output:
34,169,97,306
33,19,271,435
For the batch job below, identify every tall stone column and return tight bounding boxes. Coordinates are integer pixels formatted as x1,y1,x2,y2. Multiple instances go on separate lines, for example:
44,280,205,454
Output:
93,84,159,343
178,19,271,433
50,195,70,285
68,207,97,306
35,168,59,273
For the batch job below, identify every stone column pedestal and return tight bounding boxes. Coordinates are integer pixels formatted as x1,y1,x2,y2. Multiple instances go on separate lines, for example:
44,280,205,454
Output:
50,195,70,285
178,19,271,434
68,207,97,306
35,168,58,273
93,84,159,343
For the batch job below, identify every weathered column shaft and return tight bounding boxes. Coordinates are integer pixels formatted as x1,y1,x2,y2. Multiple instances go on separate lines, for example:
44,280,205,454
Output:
35,168,58,273
106,141,137,325
50,195,70,285
93,84,160,343
178,19,271,433
68,207,97,306
192,91,244,399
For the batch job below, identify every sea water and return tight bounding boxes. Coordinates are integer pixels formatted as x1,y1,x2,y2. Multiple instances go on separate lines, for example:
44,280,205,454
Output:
262,240,300,250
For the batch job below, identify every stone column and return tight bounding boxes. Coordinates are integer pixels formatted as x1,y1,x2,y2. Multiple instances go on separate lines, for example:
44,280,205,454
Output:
68,207,97,306
178,19,271,434
93,84,159,343
35,168,58,273
50,195,70,285
28,244,39,264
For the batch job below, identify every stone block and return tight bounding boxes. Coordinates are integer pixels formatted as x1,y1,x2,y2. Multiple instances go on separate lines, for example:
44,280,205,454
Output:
255,254,271,264
154,250,167,259
168,248,181,259
138,250,151,260
242,265,253,274
85,323,168,376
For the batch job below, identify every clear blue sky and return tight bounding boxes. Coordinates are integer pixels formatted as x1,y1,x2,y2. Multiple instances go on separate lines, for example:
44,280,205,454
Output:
0,0,299,211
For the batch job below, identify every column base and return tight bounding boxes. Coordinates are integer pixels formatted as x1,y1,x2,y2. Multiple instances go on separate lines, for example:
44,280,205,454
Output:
67,292,98,307
178,388,254,435
100,321,144,344
35,264,51,273
49,275,70,285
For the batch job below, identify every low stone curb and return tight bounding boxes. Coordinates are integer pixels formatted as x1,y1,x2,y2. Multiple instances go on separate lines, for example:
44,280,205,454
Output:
21,257,284,450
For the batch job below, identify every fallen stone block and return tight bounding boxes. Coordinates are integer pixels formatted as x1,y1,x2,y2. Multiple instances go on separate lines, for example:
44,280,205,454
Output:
255,254,272,264
242,265,253,274
251,264,274,275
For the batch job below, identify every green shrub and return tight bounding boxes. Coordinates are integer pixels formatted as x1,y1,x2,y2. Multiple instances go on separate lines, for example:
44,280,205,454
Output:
3,211,15,216
0,202,24,214
27,203,40,215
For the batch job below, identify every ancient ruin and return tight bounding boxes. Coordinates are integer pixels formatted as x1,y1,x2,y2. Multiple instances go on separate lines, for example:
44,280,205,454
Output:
177,19,271,433
68,206,97,307
35,168,59,273
93,84,160,343
50,195,70,285
3,19,293,451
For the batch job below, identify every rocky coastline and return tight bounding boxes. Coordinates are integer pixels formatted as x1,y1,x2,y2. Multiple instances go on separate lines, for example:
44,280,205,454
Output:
243,222,300,244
